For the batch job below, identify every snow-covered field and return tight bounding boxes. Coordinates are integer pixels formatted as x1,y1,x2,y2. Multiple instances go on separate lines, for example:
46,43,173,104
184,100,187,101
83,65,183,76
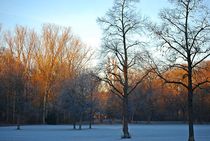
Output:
0,124,209,141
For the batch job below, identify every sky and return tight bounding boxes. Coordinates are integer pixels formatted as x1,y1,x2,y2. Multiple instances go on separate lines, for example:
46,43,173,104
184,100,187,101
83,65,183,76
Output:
0,0,210,49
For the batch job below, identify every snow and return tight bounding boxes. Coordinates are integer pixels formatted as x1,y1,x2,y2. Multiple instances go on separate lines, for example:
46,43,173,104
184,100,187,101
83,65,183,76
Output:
0,124,210,141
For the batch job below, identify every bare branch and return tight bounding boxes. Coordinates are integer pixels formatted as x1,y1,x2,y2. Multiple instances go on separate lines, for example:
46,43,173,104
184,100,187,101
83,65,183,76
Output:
193,78,210,91
127,69,151,95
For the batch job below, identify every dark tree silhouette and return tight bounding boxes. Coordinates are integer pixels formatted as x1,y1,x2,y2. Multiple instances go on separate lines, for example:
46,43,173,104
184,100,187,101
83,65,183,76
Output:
97,0,148,138
149,0,210,140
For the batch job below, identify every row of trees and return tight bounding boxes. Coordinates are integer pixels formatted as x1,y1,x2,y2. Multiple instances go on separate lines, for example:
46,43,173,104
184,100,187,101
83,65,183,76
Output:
1,39,208,126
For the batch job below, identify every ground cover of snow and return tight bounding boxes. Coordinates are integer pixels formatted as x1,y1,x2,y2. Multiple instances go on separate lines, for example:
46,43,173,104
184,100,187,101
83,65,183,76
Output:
0,124,209,141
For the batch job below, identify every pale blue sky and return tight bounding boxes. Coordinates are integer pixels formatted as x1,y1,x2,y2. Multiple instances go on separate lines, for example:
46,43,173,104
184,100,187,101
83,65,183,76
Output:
0,0,210,48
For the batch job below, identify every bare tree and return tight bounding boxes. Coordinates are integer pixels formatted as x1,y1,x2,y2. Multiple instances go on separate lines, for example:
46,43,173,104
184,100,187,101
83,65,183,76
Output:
149,0,210,140
84,71,100,129
97,0,148,138
58,71,99,129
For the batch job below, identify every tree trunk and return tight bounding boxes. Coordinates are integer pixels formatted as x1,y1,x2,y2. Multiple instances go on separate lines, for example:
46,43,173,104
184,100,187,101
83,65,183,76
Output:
89,101,93,129
16,114,20,130
89,114,92,129
6,93,9,123
12,92,16,124
79,113,82,130
122,95,130,138
73,122,76,130
42,93,47,124
187,63,195,141
188,89,194,141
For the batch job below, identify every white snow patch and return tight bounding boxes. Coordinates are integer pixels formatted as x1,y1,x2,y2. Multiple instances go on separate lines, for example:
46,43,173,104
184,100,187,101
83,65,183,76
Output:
0,124,209,141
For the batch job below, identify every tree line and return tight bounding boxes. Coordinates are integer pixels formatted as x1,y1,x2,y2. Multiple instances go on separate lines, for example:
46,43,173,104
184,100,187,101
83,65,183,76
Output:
96,64,210,123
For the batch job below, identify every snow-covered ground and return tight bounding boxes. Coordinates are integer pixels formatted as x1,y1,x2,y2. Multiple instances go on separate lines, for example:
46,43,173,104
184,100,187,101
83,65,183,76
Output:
0,124,209,141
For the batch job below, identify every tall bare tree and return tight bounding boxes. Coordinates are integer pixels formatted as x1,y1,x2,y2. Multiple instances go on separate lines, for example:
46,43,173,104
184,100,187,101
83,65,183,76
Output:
97,0,148,138
149,0,210,140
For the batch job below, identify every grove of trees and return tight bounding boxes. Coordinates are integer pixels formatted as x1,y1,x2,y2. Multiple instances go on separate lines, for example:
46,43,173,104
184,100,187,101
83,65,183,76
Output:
0,24,95,128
